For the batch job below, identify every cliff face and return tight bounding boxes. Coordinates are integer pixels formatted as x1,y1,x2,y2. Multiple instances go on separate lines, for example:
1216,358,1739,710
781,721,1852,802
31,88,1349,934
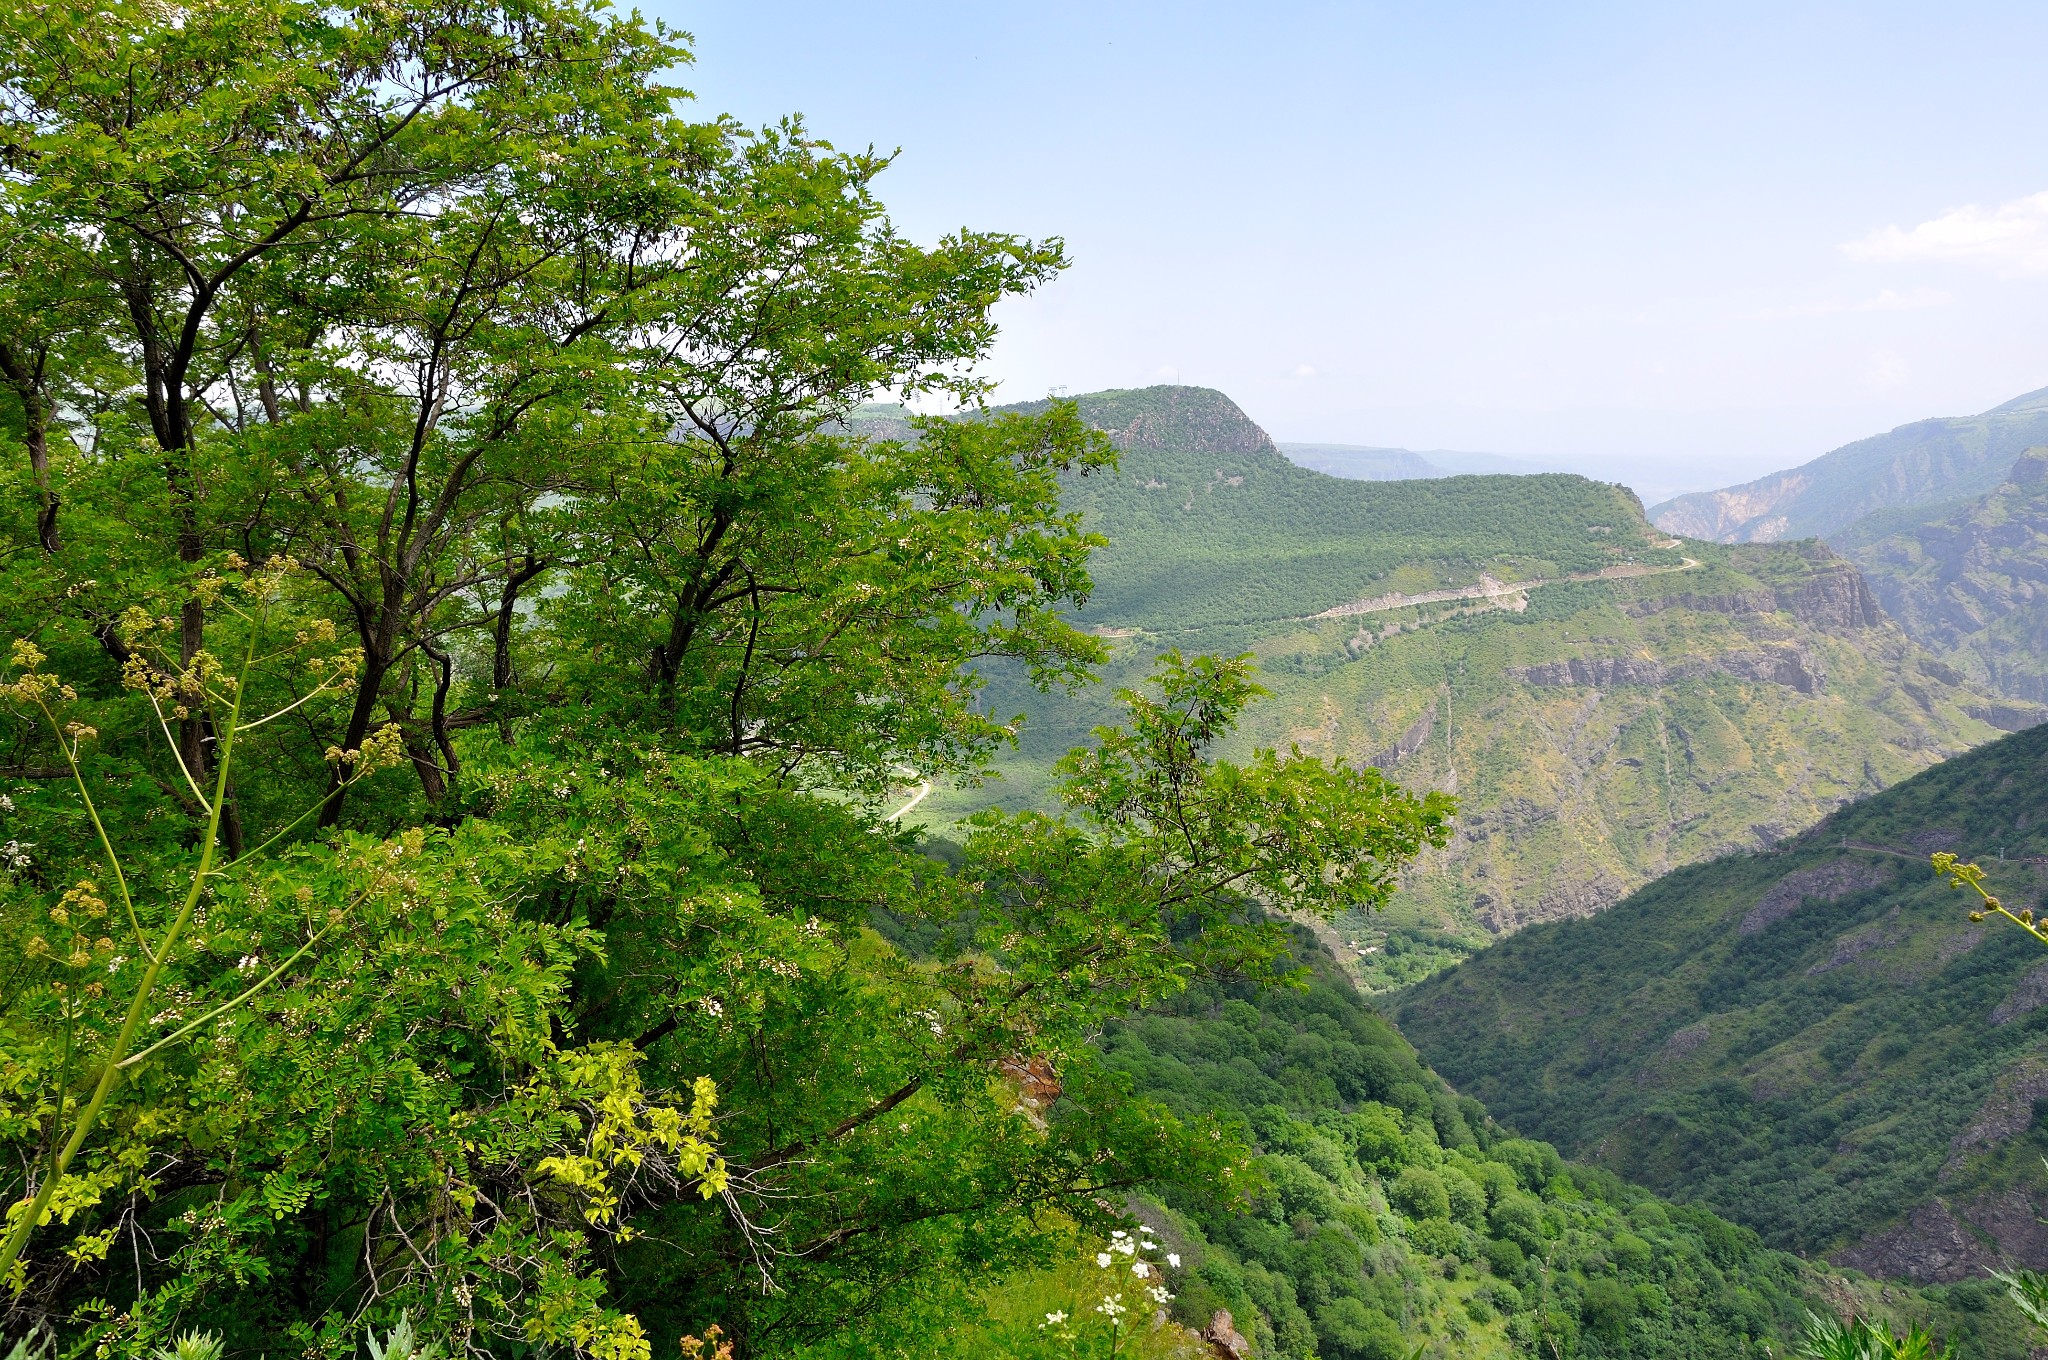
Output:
1836,448,2048,709
1649,386,2048,543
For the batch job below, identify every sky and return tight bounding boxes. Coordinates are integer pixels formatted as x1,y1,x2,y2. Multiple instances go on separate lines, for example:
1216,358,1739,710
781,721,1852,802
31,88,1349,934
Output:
658,1,2048,503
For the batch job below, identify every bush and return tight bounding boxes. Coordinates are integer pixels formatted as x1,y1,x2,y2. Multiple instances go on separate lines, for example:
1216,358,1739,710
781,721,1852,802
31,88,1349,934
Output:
1481,1236,1527,1281
1444,1167,1488,1229
1314,1298,1410,1360
1389,1167,1451,1221
1583,1276,1637,1344
1493,1139,1565,1192
1489,1190,1550,1255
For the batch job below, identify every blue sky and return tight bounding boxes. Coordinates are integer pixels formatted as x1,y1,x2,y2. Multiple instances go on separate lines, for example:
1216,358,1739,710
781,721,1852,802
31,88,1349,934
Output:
658,2,2048,500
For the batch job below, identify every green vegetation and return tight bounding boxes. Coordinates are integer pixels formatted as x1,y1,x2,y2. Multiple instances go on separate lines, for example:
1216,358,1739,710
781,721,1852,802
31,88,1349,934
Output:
949,930,2043,1359
0,7,1474,1353
1834,449,2048,709
917,387,2001,989
1395,721,2048,1284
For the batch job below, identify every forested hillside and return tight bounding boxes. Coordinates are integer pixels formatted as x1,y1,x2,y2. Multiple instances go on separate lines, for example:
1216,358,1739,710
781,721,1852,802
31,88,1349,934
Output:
1833,448,2048,710
917,387,2005,988
940,928,2043,1359
1648,386,2048,544
1396,721,2048,1285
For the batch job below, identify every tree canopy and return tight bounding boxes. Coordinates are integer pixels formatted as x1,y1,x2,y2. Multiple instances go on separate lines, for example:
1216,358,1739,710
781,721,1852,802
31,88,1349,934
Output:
0,4,1452,1355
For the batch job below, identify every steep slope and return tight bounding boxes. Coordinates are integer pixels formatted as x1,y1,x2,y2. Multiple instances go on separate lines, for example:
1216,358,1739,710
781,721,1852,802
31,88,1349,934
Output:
1394,722,2048,1283
915,387,2004,988
958,927,2043,1358
1833,448,2048,710
1648,386,2048,544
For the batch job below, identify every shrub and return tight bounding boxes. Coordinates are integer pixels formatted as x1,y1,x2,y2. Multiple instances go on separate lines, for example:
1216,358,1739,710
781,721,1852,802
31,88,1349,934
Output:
1389,1167,1450,1221
1314,1298,1410,1360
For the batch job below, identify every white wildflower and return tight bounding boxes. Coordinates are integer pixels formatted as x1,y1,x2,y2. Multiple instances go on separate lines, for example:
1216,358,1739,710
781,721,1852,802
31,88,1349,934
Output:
702,997,724,1017
1148,1286,1172,1304
1112,1236,1136,1256
1131,1261,1150,1278
1042,1312,1066,1326
1167,1252,1181,1268
1096,1252,1112,1268
237,955,261,972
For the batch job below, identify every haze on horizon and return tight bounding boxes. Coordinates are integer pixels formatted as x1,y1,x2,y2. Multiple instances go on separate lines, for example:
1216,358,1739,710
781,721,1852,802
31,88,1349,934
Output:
672,1,2048,503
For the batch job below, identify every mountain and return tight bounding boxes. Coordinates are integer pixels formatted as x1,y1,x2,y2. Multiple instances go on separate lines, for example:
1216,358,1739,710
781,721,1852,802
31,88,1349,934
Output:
1278,444,1450,480
1646,386,2048,544
1276,443,1558,482
1832,448,2048,711
1393,720,2048,1285
908,386,2006,989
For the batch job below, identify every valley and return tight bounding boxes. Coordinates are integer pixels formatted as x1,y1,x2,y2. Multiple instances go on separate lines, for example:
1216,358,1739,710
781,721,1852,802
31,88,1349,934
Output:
904,385,2008,989
1394,721,2048,1288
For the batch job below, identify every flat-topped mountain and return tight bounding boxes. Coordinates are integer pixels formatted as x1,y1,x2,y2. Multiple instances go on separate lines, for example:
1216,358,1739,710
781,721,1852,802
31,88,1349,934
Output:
1648,385,2048,544
894,386,2006,988
1395,720,2048,1284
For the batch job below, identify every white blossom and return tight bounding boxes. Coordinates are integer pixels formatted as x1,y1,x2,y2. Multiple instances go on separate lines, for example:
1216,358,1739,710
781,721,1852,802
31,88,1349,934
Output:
1167,1252,1181,1268
1095,1252,1113,1268
1131,1261,1150,1278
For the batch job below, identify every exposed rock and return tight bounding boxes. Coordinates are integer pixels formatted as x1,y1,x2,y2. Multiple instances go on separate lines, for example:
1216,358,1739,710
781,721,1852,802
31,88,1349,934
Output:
1807,905,1908,975
1993,962,2048,1025
1514,657,1671,687
1950,1058,2048,1157
1969,702,2048,733
1773,563,1884,631
1625,590,1776,619
1661,1021,1711,1059
1202,1309,1252,1360
1737,859,1894,935
1512,646,1824,694
1720,646,1826,694
1832,1199,2005,1283
1369,707,1435,770
1840,446,2048,705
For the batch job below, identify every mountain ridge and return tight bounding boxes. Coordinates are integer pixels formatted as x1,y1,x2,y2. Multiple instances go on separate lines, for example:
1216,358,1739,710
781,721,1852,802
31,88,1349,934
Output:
1647,385,2048,544
1394,720,2048,1283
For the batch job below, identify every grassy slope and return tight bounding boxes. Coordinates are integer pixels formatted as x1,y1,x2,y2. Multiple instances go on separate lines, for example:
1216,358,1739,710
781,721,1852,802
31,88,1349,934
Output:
1832,449,2048,707
1647,386,2048,545
913,387,2002,989
1393,720,2048,1281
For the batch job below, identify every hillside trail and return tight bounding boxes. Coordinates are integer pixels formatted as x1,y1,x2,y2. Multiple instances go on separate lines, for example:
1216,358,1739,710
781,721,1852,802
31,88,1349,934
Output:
1304,554,1702,623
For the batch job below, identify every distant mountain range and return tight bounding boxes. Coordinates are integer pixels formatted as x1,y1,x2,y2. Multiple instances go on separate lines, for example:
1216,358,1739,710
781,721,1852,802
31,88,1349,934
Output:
869,386,2009,989
1397,719,2048,1284
1276,442,1559,481
1648,386,2048,544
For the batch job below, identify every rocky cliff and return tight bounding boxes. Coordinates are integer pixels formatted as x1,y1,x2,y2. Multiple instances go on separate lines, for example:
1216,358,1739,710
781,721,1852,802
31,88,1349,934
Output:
1835,448,2048,710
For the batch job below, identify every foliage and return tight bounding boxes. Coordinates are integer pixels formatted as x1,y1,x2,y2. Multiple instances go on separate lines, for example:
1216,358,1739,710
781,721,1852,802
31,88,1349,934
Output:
0,4,1456,1354
1794,1311,1955,1360
1396,721,2048,1279
1083,934,1826,1359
